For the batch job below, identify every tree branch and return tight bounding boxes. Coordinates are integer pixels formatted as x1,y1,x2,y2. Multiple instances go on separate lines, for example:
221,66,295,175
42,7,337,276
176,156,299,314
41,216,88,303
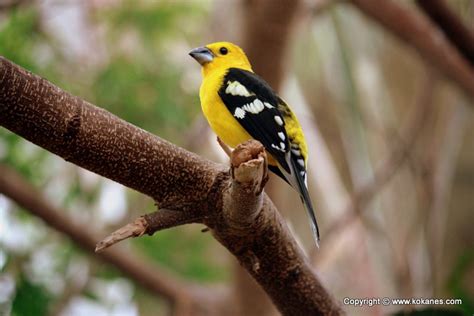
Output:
348,0,474,102
95,209,198,253
416,0,474,66
0,57,342,315
242,0,301,88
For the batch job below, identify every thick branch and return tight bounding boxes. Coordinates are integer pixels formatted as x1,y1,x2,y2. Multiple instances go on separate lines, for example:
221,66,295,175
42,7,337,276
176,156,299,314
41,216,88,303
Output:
0,57,342,315
349,0,474,102
0,57,221,213
215,194,341,315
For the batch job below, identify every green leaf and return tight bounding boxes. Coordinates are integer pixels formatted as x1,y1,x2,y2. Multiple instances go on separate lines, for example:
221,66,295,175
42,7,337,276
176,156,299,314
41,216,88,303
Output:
12,277,51,316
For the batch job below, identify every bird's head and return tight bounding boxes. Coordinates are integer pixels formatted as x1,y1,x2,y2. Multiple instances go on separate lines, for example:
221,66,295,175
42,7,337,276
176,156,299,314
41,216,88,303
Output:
189,42,252,76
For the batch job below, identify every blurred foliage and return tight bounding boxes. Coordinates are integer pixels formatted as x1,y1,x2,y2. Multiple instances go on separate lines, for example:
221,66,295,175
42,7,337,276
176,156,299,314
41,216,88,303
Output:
92,57,190,134
90,0,206,137
134,227,228,283
12,277,51,316
447,251,474,314
0,130,49,183
0,7,43,73
0,1,205,140
103,1,200,44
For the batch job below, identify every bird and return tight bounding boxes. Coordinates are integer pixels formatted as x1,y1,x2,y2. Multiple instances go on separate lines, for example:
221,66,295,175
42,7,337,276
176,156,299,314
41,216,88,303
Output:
189,41,320,246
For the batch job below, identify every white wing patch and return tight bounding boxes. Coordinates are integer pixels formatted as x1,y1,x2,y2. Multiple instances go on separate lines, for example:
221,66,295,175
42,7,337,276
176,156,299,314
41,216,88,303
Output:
271,142,286,152
278,132,286,141
291,149,301,156
225,81,254,97
233,99,271,119
297,159,305,167
264,102,274,109
234,107,246,119
289,143,307,186
274,115,284,126
242,99,264,114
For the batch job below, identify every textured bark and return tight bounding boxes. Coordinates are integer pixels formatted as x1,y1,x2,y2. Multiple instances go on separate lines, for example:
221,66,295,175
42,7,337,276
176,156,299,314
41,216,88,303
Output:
349,0,474,102
0,57,342,315
213,195,339,315
95,209,199,253
233,263,277,316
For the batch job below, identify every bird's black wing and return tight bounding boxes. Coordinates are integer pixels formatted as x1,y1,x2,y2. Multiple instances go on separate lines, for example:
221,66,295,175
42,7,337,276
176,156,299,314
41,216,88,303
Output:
219,68,320,243
218,67,290,173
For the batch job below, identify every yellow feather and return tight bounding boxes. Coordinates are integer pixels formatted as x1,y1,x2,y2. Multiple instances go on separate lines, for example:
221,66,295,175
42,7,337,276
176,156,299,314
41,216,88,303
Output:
200,71,253,148
197,41,308,167
278,101,308,163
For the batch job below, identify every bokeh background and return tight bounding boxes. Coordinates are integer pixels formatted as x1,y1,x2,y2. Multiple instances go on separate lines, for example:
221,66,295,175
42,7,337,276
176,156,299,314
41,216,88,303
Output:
0,0,473,315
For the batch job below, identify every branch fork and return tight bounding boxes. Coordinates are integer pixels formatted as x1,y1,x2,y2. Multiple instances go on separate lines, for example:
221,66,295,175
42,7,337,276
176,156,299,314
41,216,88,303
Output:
95,140,269,252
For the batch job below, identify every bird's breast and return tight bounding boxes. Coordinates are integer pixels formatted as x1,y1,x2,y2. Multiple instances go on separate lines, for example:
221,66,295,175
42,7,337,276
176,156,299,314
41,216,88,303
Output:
200,74,252,148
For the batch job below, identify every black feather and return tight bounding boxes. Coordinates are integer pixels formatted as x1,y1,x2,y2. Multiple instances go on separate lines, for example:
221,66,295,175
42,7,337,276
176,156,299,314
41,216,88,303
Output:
289,156,320,245
218,68,290,173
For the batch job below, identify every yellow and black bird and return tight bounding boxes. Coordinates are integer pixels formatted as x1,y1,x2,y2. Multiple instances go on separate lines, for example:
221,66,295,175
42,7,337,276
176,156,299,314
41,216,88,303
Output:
190,41,320,245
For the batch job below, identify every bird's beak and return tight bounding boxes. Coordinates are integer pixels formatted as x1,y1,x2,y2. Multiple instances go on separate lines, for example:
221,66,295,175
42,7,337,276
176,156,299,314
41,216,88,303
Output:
189,46,214,65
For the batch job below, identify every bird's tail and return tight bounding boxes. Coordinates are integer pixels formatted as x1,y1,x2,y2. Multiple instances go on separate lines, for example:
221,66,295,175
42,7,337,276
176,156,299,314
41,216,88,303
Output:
290,158,320,248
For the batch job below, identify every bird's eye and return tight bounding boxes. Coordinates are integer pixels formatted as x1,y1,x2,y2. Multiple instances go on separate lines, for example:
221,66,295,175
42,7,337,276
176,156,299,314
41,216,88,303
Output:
219,47,228,55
